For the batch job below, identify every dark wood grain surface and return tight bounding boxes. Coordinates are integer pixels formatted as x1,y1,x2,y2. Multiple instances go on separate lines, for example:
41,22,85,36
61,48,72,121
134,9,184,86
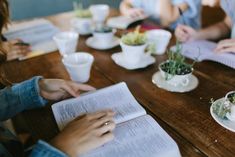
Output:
3,8,235,157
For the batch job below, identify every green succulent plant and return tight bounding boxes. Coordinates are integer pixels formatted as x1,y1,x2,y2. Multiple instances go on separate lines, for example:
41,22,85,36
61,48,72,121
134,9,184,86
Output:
160,41,197,80
227,92,235,104
121,26,147,46
75,9,92,18
211,98,230,119
73,2,92,18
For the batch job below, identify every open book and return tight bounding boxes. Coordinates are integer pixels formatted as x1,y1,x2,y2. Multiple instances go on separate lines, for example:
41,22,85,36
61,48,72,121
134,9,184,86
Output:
172,40,235,69
107,16,145,29
4,19,60,60
52,82,181,157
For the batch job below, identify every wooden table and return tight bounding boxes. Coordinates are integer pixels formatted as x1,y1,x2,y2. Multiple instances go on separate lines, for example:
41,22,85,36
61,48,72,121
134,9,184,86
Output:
3,9,235,157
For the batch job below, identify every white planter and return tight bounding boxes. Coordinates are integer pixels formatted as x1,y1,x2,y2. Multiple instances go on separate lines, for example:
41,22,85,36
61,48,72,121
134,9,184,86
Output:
93,30,114,47
120,41,147,65
53,31,79,57
146,29,172,55
159,61,193,87
89,4,110,24
71,17,93,35
62,52,94,83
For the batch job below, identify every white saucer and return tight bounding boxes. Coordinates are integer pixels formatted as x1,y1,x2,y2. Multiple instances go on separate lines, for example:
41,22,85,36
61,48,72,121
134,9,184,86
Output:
86,36,120,50
152,71,199,93
210,98,235,132
111,52,156,70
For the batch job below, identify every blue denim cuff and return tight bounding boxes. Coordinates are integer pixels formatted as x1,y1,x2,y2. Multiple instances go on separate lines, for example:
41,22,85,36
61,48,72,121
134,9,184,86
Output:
12,76,48,110
29,140,68,157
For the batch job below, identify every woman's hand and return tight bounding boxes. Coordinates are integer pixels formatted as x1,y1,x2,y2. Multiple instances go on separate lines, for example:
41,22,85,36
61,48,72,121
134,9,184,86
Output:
214,39,235,54
51,110,116,157
2,39,31,61
125,8,146,18
175,25,198,42
38,79,96,101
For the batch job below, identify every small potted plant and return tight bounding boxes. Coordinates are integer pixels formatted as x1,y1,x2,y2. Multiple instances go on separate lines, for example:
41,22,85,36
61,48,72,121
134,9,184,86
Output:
71,3,93,35
225,91,235,121
211,91,235,121
159,41,196,87
120,26,147,65
93,26,115,46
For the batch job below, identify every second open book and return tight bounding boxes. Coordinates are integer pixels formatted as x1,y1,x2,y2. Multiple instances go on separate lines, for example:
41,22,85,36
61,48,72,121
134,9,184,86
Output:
172,40,235,69
52,82,181,157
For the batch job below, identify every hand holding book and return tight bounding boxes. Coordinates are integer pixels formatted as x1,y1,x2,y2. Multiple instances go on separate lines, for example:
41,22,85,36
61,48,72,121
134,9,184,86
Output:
51,110,115,157
52,82,181,157
215,38,235,54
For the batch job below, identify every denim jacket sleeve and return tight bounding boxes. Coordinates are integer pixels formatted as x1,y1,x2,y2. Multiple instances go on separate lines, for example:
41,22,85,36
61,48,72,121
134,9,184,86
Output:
0,76,47,121
29,140,67,157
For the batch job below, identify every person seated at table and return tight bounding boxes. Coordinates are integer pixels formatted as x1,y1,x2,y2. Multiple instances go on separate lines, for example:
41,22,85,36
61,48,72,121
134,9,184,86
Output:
0,57,116,157
0,1,30,61
175,0,235,54
120,0,202,30
2,38,31,61
0,1,115,156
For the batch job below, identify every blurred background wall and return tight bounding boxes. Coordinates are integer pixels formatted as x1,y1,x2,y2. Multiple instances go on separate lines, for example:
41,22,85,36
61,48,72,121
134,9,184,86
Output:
9,0,122,21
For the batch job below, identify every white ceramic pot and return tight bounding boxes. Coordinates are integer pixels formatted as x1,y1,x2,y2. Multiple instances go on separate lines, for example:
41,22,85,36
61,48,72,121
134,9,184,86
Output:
89,4,110,24
146,29,172,55
159,61,193,87
71,18,93,35
93,30,114,47
62,52,94,83
53,31,79,57
120,41,147,65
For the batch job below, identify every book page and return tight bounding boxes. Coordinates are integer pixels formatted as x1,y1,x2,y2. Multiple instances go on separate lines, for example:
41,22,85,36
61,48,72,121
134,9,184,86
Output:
174,40,235,69
174,40,216,61
81,115,181,157
52,82,146,130
3,19,59,59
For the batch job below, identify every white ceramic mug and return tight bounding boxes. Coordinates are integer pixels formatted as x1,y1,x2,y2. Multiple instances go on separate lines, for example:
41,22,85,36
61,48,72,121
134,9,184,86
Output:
71,18,93,35
89,4,109,24
53,31,79,57
146,29,172,55
62,52,94,83
120,41,147,65
159,65,192,87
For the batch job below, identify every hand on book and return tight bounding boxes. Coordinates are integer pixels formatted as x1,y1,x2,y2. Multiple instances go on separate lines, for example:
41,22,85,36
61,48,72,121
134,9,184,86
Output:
51,110,115,157
38,79,96,101
215,38,235,54
2,39,31,61
175,25,198,42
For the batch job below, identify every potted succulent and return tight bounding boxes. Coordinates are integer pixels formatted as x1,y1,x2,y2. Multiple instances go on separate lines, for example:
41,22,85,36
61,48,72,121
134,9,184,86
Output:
120,26,147,65
93,26,115,46
225,91,235,121
71,3,93,35
159,42,196,87
212,91,235,121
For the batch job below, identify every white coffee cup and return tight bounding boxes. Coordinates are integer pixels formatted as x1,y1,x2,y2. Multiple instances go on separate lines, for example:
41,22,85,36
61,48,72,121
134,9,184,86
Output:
62,52,94,83
159,63,192,87
146,29,172,55
71,18,93,35
93,29,115,47
53,31,79,57
120,41,147,65
89,4,109,24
